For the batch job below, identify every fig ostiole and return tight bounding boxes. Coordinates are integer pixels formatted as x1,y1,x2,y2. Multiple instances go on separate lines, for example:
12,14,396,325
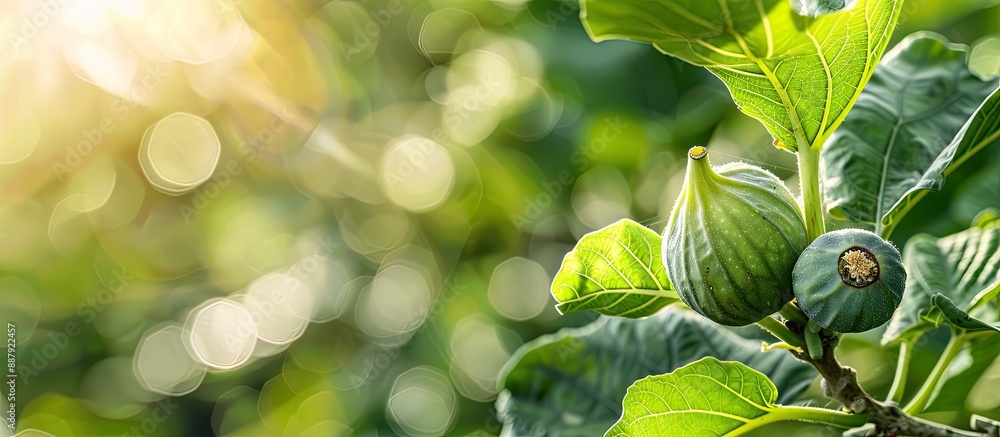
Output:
662,146,809,326
792,228,906,333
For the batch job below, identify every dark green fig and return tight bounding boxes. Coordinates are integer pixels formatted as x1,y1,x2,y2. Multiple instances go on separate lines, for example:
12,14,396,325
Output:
663,146,809,326
792,228,905,333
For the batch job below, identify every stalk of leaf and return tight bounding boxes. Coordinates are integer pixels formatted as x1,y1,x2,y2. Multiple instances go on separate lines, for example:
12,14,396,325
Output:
894,329,995,415
756,315,805,350
885,341,911,404
903,330,970,415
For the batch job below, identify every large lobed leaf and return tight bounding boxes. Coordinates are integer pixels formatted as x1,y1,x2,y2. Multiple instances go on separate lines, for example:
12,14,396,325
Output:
606,358,865,436
581,0,902,152
496,308,815,436
551,219,679,318
883,215,1000,344
822,32,1000,236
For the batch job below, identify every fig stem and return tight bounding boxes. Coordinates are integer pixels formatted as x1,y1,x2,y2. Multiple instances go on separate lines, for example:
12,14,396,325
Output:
805,321,824,359
778,302,808,326
756,316,805,349
797,144,826,242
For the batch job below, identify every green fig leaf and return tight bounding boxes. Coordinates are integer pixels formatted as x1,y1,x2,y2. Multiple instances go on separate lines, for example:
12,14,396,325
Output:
580,0,902,152
821,32,1000,237
883,217,1000,344
496,308,816,437
606,358,866,436
551,219,679,318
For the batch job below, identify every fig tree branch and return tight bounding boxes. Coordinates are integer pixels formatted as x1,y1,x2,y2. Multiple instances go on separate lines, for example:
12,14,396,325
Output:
791,331,988,437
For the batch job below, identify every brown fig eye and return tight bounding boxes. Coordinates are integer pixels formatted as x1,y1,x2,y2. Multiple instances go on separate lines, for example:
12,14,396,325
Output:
838,247,879,288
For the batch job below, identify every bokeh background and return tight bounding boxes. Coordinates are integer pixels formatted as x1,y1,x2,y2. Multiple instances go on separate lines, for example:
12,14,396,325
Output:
2,0,1000,435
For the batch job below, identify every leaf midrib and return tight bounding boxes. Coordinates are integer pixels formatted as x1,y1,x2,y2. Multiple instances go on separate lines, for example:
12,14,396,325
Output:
577,229,666,291
730,0,892,152
817,0,896,152
719,11,826,152
627,406,754,423
874,70,971,233
875,120,905,235
557,288,676,300
678,373,770,410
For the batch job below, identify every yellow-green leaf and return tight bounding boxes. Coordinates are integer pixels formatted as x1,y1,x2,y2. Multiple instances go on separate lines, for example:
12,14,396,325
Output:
581,0,903,152
551,219,678,318
606,358,866,436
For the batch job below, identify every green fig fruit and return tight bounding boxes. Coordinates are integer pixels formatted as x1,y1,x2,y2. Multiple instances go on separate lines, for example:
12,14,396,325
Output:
663,146,809,326
792,228,905,333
